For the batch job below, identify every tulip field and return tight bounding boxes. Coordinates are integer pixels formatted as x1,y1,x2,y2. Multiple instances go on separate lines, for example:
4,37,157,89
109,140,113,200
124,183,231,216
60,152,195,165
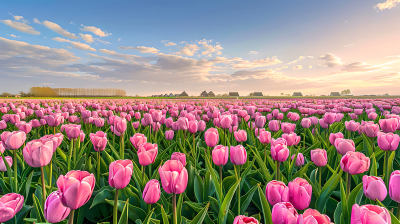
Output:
1,98,400,224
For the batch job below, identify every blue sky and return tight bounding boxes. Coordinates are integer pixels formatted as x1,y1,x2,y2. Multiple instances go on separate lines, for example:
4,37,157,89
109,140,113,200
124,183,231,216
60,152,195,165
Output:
1,0,400,96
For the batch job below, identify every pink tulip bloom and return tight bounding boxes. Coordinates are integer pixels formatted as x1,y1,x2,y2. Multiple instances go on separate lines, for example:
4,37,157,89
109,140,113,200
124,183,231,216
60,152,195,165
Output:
310,148,327,167
0,193,24,223
205,128,219,148
23,139,54,167
281,122,296,134
377,132,400,151
282,133,300,146
265,180,289,206
291,153,305,166
329,132,343,145
0,156,12,171
364,123,379,138
212,145,229,166
197,120,206,132
271,137,287,147
188,120,198,134
165,130,174,140
379,118,399,133
159,160,188,194
90,131,108,152
340,152,370,175
268,120,280,132
0,120,7,130
303,209,331,224
130,133,147,149
143,179,161,204
362,175,387,201
334,138,355,155
255,116,266,128
323,112,336,125
350,204,390,224
288,178,312,210
109,160,133,189
61,124,81,140
16,121,32,134
233,215,259,224
220,115,233,129
271,144,289,162
319,119,328,129
271,202,299,224
230,145,247,165
137,143,158,166
234,130,247,142
258,131,271,144
1,131,26,150
389,170,400,203
44,191,71,223
57,170,95,210
345,120,360,132
171,152,186,166
301,118,312,128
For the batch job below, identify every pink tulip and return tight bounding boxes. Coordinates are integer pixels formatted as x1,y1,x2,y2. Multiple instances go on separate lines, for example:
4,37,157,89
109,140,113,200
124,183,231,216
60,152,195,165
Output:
350,204,390,224
340,152,370,175
205,128,219,148
258,131,271,144
61,124,81,140
301,118,312,128
291,153,305,166
44,191,71,223
230,145,247,165
303,209,331,224
212,145,229,166
0,193,24,223
345,120,360,132
282,133,300,146
362,175,387,201
265,180,289,206
90,131,108,152
159,160,188,194
377,132,400,151
137,143,158,166
271,202,299,224
41,133,64,152
45,114,64,127
234,130,247,142
0,156,12,171
329,132,343,145
1,131,26,150
197,120,206,132
334,138,355,155
368,112,378,120
57,170,95,210
108,160,133,189
188,120,198,134
177,117,189,130
0,120,6,130
16,121,32,134
288,178,312,210
310,148,327,167
130,133,147,149
233,215,259,224
267,120,280,133
171,152,186,166
271,138,287,147
143,179,161,204
165,130,174,140
255,116,266,128
323,113,336,125
364,123,379,138
281,122,296,134
114,117,127,134
379,118,398,133
271,144,289,162
220,115,233,129
319,119,328,129
23,139,54,167
389,170,400,203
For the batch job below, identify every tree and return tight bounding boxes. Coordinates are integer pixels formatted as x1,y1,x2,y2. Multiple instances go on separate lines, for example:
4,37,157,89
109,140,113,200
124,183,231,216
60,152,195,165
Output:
1,92,12,97
281,93,284,96
249,92,255,96
341,89,351,95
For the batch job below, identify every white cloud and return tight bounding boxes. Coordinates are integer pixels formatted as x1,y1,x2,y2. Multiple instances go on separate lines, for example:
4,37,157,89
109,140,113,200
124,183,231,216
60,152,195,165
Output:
42,21,78,39
8,34,20,38
374,0,400,10
293,65,303,70
8,13,29,23
33,18,41,24
95,38,111,44
52,37,96,51
164,42,177,47
173,43,199,56
118,38,121,41
79,33,94,43
1,20,40,35
198,39,223,55
119,46,159,54
80,25,110,37
248,51,258,54
319,53,343,67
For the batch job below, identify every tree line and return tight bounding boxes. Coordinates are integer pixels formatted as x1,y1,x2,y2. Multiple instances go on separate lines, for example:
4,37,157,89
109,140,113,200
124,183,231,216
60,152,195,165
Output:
1,87,127,97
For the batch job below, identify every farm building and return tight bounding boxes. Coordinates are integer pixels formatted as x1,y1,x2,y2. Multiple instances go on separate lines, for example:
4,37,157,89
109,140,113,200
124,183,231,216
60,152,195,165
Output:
208,91,215,97
180,91,188,97
229,92,239,97
200,91,208,97
164,94,168,97
292,92,303,96
330,92,341,96
254,92,263,96
169,93,174,97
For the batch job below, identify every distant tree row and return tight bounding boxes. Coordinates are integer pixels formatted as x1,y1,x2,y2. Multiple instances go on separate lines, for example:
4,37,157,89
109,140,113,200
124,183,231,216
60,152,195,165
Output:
25,87,127,97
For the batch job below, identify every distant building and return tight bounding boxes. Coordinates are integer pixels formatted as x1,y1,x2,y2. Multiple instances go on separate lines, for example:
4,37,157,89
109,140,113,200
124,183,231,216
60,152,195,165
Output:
330,92,341,96
175,94,181,97
229,92,239,97
208,91,215,97
15,95,21,98
163,94,168,97
200,91,208,97
292,92,303,96
180,91,188,97
169,93,174,97
254,92,263,96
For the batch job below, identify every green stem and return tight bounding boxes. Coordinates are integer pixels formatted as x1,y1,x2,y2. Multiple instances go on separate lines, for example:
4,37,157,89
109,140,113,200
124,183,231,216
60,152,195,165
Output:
142,166,145,186
73,139,76,168
41,167,46,209
276,161,281,181
113,188,119,224
385,151,390,187
0,151,13,192
219,165,223,194
120,133,124,159
237,165,241,215
97,151,101,185
319,167,322,190
173,194,177,224
68,210,75,224
13,150,17,192
147,203,151,214
303,128,306,151
48,160,52,193
346,172,351,198
397,203,400,220
264,144,267,164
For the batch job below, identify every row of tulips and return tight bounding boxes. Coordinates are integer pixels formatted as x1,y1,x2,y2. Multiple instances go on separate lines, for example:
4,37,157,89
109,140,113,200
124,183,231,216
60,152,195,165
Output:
0,98,400,224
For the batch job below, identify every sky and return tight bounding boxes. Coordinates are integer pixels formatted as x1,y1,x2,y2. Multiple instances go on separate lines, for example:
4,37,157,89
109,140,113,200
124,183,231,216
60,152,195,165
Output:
1,0,400,96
